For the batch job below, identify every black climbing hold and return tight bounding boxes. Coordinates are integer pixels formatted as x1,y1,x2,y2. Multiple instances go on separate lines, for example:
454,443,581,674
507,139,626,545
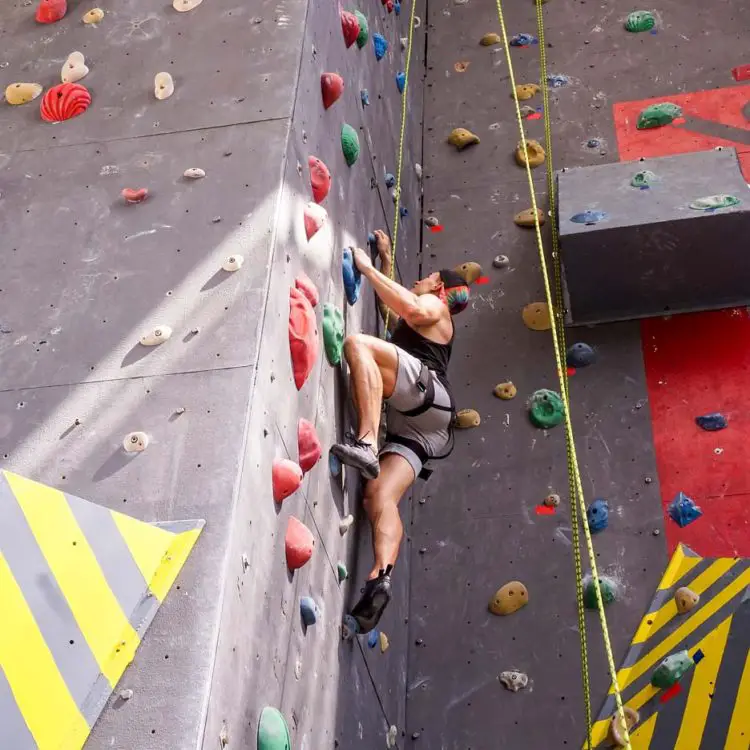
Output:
587,138,600,148
695,413,728,431
566,342,596,368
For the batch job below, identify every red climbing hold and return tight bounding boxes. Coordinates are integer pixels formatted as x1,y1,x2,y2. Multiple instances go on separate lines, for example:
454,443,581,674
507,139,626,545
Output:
289,286,319,390
732,64,750,82
272,458,303,503
286,516,314,570
321,72,345,110
385,0,394,11
295,273,319,308
298,418,322,474
121,188,149,204
308,156,331,204
35,0,66,24
40,83,91,123
340,11,360,48
303,202,327,241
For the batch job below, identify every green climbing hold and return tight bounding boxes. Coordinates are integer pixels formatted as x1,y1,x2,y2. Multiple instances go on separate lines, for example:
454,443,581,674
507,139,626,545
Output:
354,10,369,48
583,574,618,609
529,389,565,428
631,170,657,188
323,303,345,365
689,194,741,211
651,651,694,689
625,10,655,33
257,707,291,750
636,102,682,130
337,561,348,582
341,123,360,166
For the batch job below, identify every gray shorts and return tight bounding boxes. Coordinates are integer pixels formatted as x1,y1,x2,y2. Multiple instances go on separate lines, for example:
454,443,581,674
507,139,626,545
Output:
381,348,453,479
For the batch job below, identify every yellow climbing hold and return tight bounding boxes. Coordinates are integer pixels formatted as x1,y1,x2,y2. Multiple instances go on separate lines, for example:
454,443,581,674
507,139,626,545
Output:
514,208,545,227
494,382,517,400
674,586,700,614
379,632,389,653
515,139,546,168
489,581,529,615
514,84,540,101
4,82,43,105
447,128,480,151
480,33,502,46
453,261,482,285
82,7,104,23
522,302,551,331
454,409,480,429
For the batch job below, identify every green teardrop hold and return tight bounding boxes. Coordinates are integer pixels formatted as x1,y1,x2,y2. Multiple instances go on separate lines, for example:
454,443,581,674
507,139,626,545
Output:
583,575,617,609
354,11,369,48
689,194,741,211
341,124,360,166
528,389,565,428
651,651,694,689
323,303,345,365
625,10,655,32
631,170,657,188
257,707,291,750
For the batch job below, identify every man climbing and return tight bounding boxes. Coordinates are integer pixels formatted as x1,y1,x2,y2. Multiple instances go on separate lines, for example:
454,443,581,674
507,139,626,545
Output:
332,230,471,633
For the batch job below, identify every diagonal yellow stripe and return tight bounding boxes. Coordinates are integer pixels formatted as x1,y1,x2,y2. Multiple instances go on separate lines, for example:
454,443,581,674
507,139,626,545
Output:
5,472,139,687
630,711,657,749
633,559,738,644
0,551,89,749
149,528,202,602
659,544,702,590
725,644,750,748
612,566,750,692
674,615,732,748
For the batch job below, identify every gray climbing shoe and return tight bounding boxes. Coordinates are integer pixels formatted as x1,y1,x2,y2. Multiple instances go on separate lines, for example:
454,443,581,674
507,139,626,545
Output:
350,567,393,633
330,432,380,479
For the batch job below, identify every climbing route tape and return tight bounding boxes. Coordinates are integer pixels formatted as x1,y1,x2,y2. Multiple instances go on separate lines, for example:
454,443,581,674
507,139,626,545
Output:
491,0,631,747
383,0,419,336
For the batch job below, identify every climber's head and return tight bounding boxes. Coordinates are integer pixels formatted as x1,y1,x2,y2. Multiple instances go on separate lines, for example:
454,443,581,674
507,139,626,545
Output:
411,269,470,315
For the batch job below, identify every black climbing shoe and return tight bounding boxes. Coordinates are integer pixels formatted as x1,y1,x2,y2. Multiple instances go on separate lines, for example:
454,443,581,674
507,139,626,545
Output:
350,567,392,633
330,432,380,480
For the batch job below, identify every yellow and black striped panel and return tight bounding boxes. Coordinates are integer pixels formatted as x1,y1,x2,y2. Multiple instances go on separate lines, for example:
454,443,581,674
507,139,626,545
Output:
591,544,750,749
0,470,204,750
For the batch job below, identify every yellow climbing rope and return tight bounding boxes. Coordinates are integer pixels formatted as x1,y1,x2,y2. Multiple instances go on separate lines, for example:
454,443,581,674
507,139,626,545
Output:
491,0,632,747
383,0,419,336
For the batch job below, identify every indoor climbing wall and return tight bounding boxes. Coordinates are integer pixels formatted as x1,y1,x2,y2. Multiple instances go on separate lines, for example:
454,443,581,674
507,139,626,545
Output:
0,0,423,747
410,0,747,748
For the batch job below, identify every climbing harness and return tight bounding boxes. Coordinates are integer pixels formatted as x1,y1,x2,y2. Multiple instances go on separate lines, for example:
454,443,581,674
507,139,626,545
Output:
492,0,632,747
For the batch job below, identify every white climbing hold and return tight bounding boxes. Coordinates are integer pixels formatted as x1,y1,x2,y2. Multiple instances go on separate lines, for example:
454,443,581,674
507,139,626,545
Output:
424,216,439,227
61,51,89,84
154,72,175,100
219,723,229,748
499,670,529,692
118,688,133,700
183,167,206,179
123,431,149,453
222,255,244,272
339,514,354,535
386,726,398,748
415,163,423,180
173,0,203,10
400,37,408,50
82,7,104,23
139,325,172,346
413,15,421,27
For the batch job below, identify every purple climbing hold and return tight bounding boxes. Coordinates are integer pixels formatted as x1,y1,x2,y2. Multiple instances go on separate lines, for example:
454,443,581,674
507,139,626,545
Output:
695,413,728,431
361,88,370,107
571,210,608,225
342,247,361,305
510,33,537,46
373,33,388,61
300,596,318,626
396,71,406,93
586,498,609,533
367,630,379,649
668,492,703,528
385,172,395,188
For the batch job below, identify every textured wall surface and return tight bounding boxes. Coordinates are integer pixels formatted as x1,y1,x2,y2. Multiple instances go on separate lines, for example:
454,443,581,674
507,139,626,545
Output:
0,0,424,746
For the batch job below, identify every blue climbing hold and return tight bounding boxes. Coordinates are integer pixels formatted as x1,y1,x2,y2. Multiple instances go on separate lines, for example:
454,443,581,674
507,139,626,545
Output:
695,413,728,431
586,498,609,533
668,492,703,528
566,342,596,368
396,72,406,93
373,33,388,61
300,596,318,626
329,452,342,477
367,630,379,649
360,88,370,107
400,206,408,218
571,210,608,225
342,247,361,305
547,73,570,88
510,33,537,46
394,1,401,14
385,173,395,188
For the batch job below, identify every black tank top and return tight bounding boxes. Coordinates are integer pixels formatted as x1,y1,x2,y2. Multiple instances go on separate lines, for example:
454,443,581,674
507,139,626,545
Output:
390,318,454,383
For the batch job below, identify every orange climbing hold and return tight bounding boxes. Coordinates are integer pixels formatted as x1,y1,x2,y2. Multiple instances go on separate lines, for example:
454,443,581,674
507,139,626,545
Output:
298,418,322,474
40,83,91,123
35,0,67,23
295,273,319,307
121,187,149,204
321,72,345,109
303,202,327,241
286,516,314,570
340,11,360,48
309,156,331,204
272,459,303,503
288,286,319,390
